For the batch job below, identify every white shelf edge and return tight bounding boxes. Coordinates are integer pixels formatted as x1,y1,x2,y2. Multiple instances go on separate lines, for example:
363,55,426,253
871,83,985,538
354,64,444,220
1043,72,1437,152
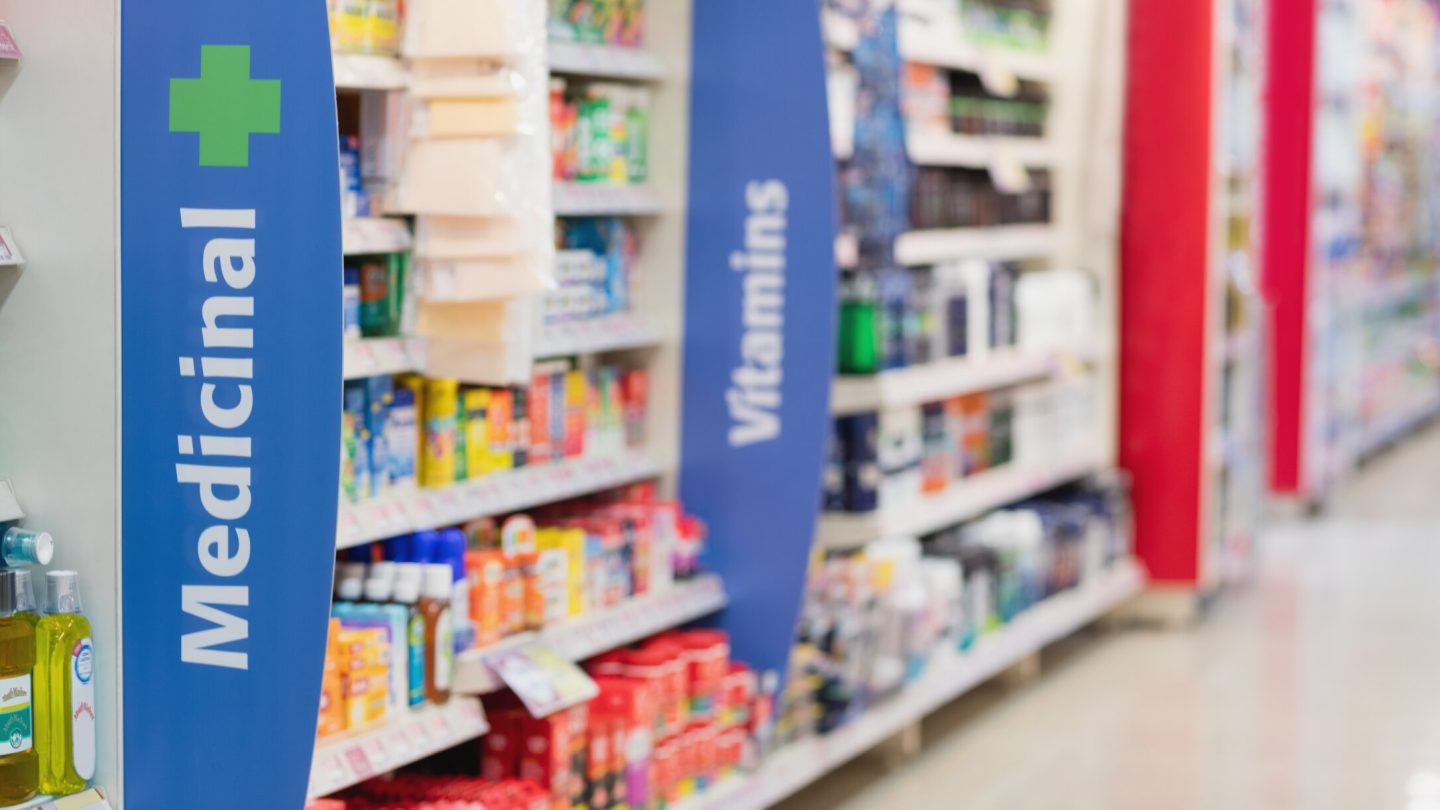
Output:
332,52,409,91
831,346,1095,416
553,182,664,217
535,316,661,358
453,575,728,694
342,216,414,256
547,40,664,81
675,560,1146,810
895,224,1057,266
308,698,489,799
816,453,1103,549
906,131,1056,169
899,27,1056,83
343,337,425,380
337,450,661,549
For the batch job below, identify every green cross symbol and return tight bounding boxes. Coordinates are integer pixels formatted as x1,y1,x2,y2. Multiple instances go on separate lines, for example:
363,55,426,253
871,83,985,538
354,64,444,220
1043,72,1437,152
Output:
169,45,281,168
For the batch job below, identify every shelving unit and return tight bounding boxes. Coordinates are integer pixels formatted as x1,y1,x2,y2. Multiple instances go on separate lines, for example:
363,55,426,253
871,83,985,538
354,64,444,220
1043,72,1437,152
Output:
547,41,664,81
673,560,1146,810
817,452,1105,550
534,314,660,358
308,699,491,799
906,131,1057,169
332,53,409,91
552,182,665,217
342,337,424,380
452,574,727,693
893,224,1058,266
830,346,1097,416
341,217,414,256
336,449,661,549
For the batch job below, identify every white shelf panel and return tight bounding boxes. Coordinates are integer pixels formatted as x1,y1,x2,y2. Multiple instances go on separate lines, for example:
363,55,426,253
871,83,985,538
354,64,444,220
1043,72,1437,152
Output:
831,347,1092,416
535,316,660,358
342,217,413,256
553,182,664,217
816,452,1102,549
548,41,664,81
676,561,1145,810
906,131,1056,169
332,53,409,91
899,26,1055,84
308,698,489,799
343,337,424,380
895,224,1056,266
453,575,728,694
337,450,660,549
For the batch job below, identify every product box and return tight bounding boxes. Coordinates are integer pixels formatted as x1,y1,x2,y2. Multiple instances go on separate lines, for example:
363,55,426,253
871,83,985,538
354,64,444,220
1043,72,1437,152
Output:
482,708,524,781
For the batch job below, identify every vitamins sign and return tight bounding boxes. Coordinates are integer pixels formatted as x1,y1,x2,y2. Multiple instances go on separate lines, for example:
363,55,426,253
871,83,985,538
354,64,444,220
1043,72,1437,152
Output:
680,1,838,678
120,2,341,807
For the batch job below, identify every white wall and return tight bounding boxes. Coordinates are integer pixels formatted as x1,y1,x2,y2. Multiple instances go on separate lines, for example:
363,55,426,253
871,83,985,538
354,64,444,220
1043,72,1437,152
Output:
0,1,122,802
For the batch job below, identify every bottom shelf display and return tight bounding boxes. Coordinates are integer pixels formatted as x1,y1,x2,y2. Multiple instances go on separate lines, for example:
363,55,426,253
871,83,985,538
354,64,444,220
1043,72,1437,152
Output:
678,559,1145,810
2,790,111,810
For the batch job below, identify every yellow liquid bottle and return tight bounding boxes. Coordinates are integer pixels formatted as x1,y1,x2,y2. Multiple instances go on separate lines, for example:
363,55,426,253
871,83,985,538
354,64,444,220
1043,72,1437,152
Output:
35,570,94,795
0,569,38,805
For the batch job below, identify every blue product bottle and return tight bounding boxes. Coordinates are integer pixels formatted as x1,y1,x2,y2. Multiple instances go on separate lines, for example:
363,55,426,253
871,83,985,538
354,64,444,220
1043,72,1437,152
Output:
343,267,362,341
440,529,474,653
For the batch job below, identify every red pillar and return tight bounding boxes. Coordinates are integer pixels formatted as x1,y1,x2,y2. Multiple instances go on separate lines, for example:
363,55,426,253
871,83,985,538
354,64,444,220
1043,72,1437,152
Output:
1263,0,1317,496
1120,0,1214,585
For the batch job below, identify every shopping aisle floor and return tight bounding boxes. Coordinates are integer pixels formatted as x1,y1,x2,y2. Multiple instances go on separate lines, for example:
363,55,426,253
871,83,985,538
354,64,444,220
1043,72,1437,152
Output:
780,423,1440,810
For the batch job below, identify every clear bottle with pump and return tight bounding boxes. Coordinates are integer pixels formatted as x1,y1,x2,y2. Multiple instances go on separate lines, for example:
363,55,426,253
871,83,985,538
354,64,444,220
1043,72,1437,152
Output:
392,565,427,708
420,563,454,704
0,570,38,804
36,571,94,795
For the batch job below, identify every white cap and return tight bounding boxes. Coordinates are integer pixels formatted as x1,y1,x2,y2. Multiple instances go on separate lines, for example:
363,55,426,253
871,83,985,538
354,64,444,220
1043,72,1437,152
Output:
337,562,368,582
423,563,452,600
336,577,364,602
364,577,394,602
395,563,424,588
370,561,398,583
393,577,420,605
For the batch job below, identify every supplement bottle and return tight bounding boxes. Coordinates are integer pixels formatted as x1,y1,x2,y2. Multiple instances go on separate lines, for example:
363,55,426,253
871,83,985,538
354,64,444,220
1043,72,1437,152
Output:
420,563,454,704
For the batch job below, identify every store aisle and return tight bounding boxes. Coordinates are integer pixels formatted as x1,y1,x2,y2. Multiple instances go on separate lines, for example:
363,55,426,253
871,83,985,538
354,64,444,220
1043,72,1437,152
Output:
780,423,1440,810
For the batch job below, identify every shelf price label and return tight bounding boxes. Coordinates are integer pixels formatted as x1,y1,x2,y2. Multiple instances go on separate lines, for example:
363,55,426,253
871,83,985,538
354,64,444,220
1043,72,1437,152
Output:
484,641,598,718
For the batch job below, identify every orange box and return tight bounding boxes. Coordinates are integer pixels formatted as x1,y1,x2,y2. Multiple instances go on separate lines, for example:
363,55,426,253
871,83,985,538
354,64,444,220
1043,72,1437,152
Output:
468,549,506,646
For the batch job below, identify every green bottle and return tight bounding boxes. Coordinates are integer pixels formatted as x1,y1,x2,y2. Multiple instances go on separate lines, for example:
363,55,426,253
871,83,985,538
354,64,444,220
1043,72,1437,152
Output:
36,570,94,795
0,569,38,805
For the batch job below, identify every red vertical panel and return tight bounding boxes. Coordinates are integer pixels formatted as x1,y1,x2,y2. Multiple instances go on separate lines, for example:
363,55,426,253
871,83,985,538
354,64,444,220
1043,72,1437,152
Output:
1120,0,1213,585
1263,0,1317,495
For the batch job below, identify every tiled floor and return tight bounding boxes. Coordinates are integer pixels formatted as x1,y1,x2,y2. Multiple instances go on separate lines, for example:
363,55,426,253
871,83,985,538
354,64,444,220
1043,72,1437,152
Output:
780,423,1440,810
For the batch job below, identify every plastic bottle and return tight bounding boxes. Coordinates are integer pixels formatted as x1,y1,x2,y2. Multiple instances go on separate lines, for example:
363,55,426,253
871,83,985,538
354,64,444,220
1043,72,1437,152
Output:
362,576,409,714
35,571,94,795
12,570,39,630
420,564,455,704
440,529,474,653
393,566,427,708
1,528,54,568
0,570,38,804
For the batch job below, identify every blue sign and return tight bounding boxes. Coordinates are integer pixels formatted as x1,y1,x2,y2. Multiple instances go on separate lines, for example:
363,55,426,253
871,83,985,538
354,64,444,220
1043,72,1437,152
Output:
120,0,341,806
681,1,838,678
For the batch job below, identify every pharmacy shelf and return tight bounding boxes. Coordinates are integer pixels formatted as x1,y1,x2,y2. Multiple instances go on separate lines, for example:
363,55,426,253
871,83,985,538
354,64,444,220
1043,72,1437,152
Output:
899,26,1056,84
453,574,728,694
1,791,112,810
675,559,1145,810
816,451,1103,549
831,346,1094,416
553,182,664,217
1351,391,1440,465
337,449,661,549
342,216,413,256
548,40,664,82
343,337,424,380
894,224,1057,266
535,315,661,358
907,131,1056,169
308,698,490,799
332,53,409,91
